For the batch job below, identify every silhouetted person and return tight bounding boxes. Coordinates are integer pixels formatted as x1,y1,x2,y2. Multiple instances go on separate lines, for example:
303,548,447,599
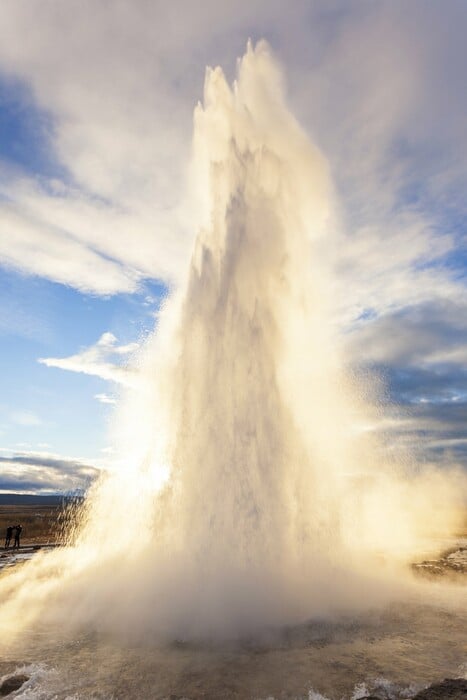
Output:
12,524,22,549
4,525,13,549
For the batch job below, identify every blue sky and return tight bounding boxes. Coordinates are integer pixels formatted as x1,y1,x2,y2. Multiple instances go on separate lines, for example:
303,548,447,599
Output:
0,0,466,492
0,269,164,453
0,261,167,490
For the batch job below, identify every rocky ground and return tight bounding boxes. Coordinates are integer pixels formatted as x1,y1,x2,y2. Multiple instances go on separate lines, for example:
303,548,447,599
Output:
0,674,465,698
412,542,467,579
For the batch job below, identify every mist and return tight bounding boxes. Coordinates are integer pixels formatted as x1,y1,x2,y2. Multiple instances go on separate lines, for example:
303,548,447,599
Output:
0,42,465,647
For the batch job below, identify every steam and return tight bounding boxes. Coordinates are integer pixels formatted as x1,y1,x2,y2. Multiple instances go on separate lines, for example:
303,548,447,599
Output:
0,42,465,645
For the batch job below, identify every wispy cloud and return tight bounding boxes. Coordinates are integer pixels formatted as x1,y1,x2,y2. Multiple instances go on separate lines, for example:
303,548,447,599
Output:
38,332,138,386
0,177,189,294
0,200,142,295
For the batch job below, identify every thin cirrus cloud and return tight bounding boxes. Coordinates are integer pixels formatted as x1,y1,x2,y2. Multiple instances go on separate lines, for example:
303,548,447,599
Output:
38,332,139,388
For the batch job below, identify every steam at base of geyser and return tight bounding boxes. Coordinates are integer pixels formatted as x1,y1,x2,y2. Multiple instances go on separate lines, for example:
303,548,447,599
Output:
0,42,465,646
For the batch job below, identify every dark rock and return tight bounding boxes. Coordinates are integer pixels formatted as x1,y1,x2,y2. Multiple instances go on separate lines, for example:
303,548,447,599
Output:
0,674,29,696
412,678,467,700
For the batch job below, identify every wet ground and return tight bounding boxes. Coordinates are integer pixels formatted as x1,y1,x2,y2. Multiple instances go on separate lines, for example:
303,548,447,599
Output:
0,544,59,574
0,543,465,699
0,594,465,698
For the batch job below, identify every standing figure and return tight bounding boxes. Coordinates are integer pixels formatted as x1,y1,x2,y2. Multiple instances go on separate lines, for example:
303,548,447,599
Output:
12,524,22,549
4,525,13,549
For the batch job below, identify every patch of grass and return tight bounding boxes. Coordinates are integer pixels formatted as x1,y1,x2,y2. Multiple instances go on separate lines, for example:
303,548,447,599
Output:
0,505,62,545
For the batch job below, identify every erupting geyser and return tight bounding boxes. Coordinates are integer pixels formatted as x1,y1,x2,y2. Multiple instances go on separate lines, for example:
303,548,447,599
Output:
0,42,464,645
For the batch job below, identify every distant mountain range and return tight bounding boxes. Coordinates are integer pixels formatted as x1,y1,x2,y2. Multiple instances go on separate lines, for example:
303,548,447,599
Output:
0,493,64,505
